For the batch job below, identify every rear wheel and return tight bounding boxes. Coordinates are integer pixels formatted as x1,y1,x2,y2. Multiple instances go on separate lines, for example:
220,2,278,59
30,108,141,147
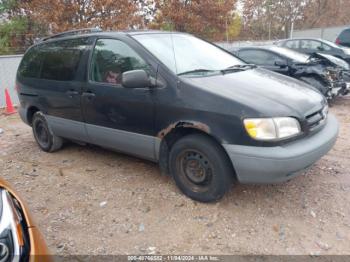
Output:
169,134,234,202
299,77,329,97
32,112,63,152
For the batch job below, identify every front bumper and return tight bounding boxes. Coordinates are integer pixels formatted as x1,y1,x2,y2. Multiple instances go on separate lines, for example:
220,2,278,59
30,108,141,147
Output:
223,114,339,184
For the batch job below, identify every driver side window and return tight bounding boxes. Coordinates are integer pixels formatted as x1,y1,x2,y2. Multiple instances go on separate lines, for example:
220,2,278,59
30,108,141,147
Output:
91,39,151,85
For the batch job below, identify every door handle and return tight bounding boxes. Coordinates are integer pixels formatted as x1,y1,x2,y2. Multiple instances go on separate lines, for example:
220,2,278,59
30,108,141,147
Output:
66,90,79,98
82,91,96,99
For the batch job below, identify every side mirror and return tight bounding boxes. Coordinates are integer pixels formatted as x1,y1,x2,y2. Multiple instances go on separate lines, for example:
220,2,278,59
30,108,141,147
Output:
122,70,151,88
275,61,288,67
317,46,324,51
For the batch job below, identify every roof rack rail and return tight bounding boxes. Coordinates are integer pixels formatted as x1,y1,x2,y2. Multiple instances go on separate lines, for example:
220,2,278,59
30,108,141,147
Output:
40,27,103,42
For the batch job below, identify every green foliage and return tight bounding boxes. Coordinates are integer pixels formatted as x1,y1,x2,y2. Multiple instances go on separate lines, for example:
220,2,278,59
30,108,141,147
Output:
159,22,175,31
0,0,18,14
0,17,28,55
227,13,242,40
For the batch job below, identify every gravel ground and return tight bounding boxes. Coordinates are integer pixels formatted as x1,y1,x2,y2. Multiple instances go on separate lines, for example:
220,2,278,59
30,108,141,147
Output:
0,97,349,256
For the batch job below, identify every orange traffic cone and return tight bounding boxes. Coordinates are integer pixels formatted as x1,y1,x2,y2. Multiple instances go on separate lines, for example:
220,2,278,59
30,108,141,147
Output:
5,88,16,115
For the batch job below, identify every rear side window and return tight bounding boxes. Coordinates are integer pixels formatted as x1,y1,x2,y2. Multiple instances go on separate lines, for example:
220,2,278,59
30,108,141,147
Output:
18,46,43,78
40,38,90,81
339,29,350,42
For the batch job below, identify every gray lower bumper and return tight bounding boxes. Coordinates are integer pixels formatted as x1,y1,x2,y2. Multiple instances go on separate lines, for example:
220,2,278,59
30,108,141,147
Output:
223,114,339,184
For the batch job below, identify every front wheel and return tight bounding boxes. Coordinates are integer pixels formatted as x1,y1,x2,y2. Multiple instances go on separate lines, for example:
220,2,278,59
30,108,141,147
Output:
169,134,234,202
32,112,63,152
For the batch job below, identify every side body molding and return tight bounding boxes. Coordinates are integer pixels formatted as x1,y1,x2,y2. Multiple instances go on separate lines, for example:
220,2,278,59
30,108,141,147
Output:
45,115,160,161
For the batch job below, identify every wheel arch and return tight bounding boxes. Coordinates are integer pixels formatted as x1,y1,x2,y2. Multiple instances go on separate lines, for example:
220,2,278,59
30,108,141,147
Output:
157,121,237,180
26,105,41,126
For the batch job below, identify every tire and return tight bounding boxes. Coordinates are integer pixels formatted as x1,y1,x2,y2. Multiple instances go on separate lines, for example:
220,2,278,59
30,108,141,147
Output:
299,77,329,96
169,134,234,202
32,112,63,152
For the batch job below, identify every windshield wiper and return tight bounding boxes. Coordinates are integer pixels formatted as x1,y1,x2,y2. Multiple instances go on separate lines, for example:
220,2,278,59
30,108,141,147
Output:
177,69,216,76
221,64,257,74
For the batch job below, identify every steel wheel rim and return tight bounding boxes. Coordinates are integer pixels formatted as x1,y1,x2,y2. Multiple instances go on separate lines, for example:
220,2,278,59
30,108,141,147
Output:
34,120,49,148
177,149,213,192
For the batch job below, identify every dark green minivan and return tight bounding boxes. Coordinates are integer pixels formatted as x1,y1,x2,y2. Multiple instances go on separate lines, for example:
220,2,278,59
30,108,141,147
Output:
16,29,339,202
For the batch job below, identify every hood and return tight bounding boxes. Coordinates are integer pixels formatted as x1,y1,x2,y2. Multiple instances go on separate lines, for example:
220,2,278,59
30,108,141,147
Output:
311,53,350,70
182,68,325,118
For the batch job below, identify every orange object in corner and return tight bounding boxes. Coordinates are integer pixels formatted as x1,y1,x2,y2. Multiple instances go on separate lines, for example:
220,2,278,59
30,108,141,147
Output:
5,88,17,115
0,178,51,261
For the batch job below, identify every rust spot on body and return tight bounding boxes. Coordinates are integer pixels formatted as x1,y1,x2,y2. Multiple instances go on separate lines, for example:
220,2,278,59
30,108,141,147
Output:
157,121,210,138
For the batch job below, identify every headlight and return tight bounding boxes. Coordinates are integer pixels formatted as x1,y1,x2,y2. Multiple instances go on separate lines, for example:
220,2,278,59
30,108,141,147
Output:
244,117,301,141
0,189,26,262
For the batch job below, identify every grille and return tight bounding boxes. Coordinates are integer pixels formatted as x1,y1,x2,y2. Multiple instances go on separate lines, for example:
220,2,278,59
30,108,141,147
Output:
306,106,328,131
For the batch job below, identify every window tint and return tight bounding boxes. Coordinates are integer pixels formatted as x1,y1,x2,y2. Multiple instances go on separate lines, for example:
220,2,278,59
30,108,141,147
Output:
40,38,89,81
285,40,299,49
300,40,322,51
339,29,350,42
18,46,43,78
91,39,150,85
238,50,286,66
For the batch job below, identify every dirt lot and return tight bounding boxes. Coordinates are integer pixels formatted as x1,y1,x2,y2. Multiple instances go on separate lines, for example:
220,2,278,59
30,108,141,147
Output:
0,98,350,256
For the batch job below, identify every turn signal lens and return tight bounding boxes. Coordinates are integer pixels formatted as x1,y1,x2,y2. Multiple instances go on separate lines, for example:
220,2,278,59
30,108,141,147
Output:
244,118,276,140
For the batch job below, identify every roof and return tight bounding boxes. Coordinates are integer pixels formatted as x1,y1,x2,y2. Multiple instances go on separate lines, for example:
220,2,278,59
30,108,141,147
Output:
236,45,278,51
277,37,326,42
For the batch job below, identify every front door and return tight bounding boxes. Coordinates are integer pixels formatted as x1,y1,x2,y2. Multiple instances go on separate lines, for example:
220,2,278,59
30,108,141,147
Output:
82,38,157,160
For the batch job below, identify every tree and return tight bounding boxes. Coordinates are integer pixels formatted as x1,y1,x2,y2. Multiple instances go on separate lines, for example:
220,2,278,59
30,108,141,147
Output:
298,0,350,29
241,0,311,40
0,0,36,54
241,0,350,40
23,0,142,33
133,0,157,28
152,0,237,41
227,12,241,41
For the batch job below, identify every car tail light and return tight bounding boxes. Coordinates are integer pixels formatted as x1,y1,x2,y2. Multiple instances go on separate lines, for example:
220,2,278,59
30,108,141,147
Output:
335,38,340,45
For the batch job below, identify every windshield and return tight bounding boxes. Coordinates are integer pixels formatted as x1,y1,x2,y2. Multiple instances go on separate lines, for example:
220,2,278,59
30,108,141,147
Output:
133,33,245,75
269,46,310,63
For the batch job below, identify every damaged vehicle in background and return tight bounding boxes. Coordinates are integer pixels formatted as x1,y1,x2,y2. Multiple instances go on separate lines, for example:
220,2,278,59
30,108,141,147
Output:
313,52,350,93
0,178,50,262
232,46,349,99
